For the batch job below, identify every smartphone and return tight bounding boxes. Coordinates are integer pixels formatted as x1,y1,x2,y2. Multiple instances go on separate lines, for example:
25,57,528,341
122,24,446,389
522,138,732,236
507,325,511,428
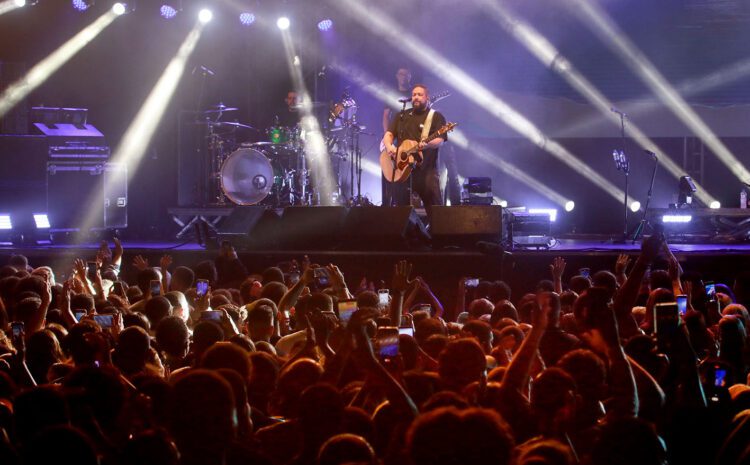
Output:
465,278,479,288
285,272,300,285
112,281,125,296
375,326,400,360
196,279,209,297
398,327,414,337
314,267,330,288
337,300,358,327
150,280,161,296
378,289,390,306
705,282,716,301
714,366,728,388
400,313,413,327
201,310,222,322
676,294,688,316
579,268,590,279
74,310,86,321
87,261,98,281
93,314,113,328
10,321,24,338
654,302,680,338
415,304,432,314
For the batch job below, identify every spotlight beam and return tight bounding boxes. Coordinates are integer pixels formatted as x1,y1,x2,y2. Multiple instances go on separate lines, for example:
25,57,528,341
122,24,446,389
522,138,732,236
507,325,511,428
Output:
0,10,118,119
78,20,206,232
568,0,750,186
481,0,716,205
279,31,336,204
0,0,23,15
330,0,627,204
328,62,571,207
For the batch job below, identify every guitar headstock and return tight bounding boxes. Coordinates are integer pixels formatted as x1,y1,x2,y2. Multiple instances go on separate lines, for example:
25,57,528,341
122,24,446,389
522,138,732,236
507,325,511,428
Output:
439,122,458,134
429,90,451,105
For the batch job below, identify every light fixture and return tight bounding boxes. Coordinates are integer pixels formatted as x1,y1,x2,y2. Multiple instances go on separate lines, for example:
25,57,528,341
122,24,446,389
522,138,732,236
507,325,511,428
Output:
72,0,93,11
317,18,333,31
630,201,641,212
112,2,127,15
710,201,721,209
33,213,50,229
277,16,290,30
677,175,697,207
160,4,177,19
0,214,11,230
239,12,255,25
662,215,692,223
564,201,575,212
198,8,212,23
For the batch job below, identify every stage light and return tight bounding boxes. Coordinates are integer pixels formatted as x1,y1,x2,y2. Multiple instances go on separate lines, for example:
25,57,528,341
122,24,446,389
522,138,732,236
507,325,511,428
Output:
630,201,641,212
0,215,11,230
480,0,717,207
564,201,575,212
239,12,255,25
112,2,129,15
160,4,177,19
499,200,508,208
0,10,119,119
331,0,627,205
317,18,333,31
277,16,290,30
198,8,212,23
33,214,50,229
568,0,750,191
13,0,25,6
529,208,558,222
710,201,721,209
663,215,692,224
72,0,92,11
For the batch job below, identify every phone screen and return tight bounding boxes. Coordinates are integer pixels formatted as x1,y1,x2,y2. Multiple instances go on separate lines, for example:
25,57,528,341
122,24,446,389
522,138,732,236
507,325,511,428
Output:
337,300,358,326
87,262,98,281
705,282,716,301
465,278,479,287
376,327,400,359
201,310,222,322
654,302,679,336
93,314,113,328
579,268,590,279
196,279,209,297
398,327,414,337
314,268,330,288
150,280,161,296
378,290,390,306
714,367,728,388
676,295,688,316
11,322,23,338
74,310,86,321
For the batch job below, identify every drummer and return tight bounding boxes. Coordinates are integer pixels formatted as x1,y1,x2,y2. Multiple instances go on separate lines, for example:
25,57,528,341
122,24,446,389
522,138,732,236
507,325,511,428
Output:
274,90,301,127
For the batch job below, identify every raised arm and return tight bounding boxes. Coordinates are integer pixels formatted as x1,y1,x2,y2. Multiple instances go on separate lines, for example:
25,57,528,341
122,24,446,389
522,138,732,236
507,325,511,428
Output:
390,260,413,327
550,256,566,295
502,299,549,395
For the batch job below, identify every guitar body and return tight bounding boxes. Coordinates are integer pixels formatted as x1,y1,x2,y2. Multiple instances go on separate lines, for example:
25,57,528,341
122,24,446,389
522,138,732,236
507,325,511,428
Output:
380,140,422,183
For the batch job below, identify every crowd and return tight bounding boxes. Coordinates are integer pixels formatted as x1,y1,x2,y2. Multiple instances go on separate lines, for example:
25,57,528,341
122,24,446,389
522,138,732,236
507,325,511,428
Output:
0,233,749,465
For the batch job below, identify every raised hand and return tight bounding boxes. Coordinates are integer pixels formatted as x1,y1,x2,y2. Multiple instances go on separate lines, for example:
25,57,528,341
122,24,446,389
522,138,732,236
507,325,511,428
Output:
615,254,631,275
160,254,173,272
133,255,149,272
391,260,413,294
73,258,88,279
549,256,566,280
326,264,347,290
641,233,664,262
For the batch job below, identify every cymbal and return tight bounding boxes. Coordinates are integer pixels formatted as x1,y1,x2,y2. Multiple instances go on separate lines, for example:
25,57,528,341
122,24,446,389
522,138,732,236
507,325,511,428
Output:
203,103,239,114
212,121,256,130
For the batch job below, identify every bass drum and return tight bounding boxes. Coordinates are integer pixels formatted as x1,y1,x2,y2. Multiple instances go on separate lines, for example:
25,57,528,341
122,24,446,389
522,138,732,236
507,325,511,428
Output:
220,148,280,205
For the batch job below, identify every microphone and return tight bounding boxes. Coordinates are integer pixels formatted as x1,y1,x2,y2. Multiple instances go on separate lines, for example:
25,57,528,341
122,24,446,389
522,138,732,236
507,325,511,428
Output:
610,106,627,117
398,97,411,103
644,149,657,160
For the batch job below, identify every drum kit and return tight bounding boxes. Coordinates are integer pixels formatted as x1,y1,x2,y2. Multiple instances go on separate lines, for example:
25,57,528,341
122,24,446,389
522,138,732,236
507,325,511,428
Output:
199,94,369,208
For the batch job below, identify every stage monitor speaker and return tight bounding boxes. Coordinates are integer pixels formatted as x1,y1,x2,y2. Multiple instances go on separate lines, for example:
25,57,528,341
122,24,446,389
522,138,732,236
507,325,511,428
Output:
430,205,503,248
216,207,281,249
342,207,429,250
275,206,350,250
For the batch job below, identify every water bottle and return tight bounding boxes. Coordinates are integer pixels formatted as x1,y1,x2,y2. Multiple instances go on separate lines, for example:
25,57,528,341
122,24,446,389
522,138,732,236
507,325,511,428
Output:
741,189,747,209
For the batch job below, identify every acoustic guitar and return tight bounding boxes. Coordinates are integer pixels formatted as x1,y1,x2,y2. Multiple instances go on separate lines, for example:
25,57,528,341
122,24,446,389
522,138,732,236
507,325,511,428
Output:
380,122,457,183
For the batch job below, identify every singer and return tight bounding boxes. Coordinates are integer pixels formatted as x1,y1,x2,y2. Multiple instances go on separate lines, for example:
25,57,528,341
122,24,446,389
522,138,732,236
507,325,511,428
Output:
381,84,448,217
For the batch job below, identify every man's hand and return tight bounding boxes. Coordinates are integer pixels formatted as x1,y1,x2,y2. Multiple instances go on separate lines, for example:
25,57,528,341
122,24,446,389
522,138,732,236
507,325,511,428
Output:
387,144,397,158
73,258,88,280
133,255,149,272
326,264,347,290
615,254,631,275
549,257,566,281
391,260,413,294
160,254,173,272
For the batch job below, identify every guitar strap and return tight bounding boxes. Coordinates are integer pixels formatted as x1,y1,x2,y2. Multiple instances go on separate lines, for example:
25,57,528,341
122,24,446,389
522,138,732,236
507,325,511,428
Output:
421,109,435,142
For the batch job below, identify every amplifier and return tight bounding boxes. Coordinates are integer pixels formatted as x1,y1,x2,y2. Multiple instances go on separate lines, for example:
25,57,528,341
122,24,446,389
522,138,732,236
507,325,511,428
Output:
46,162,127,231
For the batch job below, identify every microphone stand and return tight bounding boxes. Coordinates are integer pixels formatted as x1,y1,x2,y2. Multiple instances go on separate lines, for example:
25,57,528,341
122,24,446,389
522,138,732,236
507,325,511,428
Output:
631,152,658,243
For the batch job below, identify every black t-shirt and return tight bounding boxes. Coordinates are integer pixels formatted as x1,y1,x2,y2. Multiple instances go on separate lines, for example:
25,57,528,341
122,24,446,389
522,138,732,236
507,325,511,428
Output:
387,107,448,171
